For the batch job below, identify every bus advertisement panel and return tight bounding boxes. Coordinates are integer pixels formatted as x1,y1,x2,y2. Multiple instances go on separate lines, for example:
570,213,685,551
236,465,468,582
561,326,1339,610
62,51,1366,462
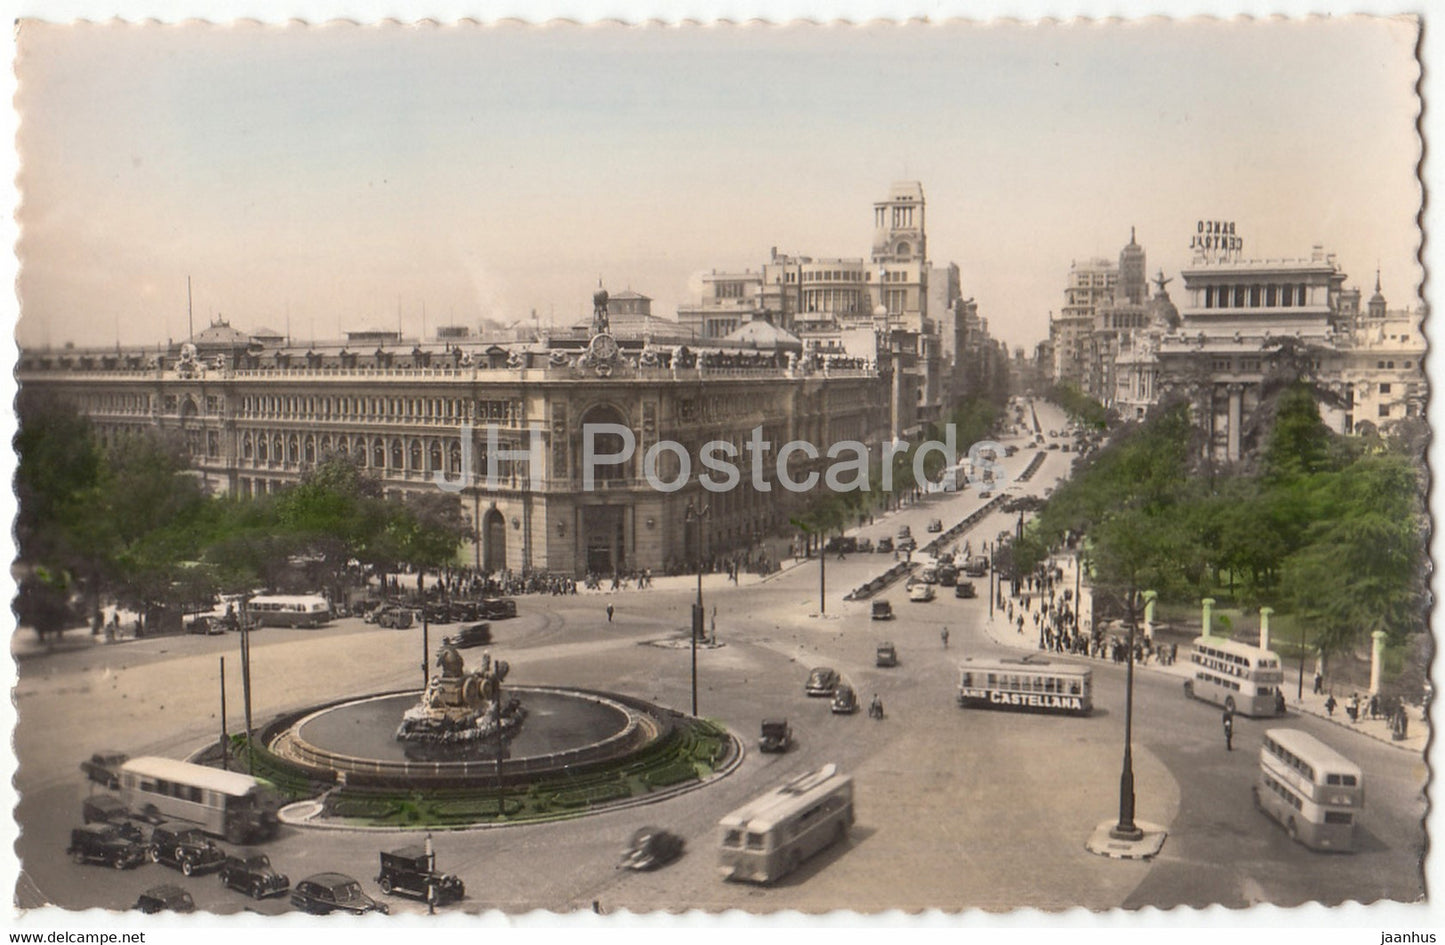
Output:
956,655,1092,716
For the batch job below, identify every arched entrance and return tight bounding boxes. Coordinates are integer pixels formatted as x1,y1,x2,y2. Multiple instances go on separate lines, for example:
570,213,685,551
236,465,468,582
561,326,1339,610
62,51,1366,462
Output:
577,404,630,576
483,508,507,573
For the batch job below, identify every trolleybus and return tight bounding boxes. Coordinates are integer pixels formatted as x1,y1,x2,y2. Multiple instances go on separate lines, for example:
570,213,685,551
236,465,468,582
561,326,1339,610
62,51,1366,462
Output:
1183,635,1286,716
957,654,1092,715
247,595,332,629
718,763,853,884
118,756,280,844
1254,728,1363,851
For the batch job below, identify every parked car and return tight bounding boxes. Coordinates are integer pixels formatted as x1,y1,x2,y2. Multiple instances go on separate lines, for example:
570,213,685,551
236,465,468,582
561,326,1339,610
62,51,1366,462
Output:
871,599,895,621
134,885,195,914
758,718,793,753
979,489,995,499
618,827,685,871
67,824,148,870
291,872,390,915
219,853,290,900
444,622,493,649
927,518,943,533
805,666,840,696
480,598,518,620
80,751,128,790
422,601,455,624
831,684,859,714
876,537,894,553
448,599,482,622
908,582,936,602
955,581,977,599
856,537,874,553
148,822,227,877
376,846,465,904
185,615,223,635
375,605,414,630
824,536,858,554
876,641,898,667
81,793,131,826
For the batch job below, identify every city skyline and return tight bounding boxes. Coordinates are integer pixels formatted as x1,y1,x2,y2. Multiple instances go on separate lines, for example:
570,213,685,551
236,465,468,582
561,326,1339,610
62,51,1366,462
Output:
14,16,1422,354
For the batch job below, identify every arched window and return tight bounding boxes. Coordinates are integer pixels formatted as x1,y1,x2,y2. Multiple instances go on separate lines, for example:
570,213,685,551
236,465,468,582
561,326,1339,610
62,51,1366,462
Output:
429,441,443,471
242,435,253,460
410,440,423,470
578,404,630,482
391,440,404,469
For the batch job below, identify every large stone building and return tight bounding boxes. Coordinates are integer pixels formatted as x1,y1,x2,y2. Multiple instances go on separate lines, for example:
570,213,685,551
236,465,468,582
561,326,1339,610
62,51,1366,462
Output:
18,292,891,578
1131,245,1422,462
677,182,988,440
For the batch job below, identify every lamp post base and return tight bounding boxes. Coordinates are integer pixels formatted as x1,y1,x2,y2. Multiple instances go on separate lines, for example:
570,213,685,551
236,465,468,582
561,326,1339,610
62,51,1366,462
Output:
1087,819,1167,860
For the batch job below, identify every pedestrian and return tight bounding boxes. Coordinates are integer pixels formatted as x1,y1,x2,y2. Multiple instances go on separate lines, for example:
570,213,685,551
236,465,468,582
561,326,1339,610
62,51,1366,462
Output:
1347,692,1360,723
1275,689,1287,716
1368,693,1380,719
1313,668,1323,695
606,604,615,623
1325,693,1337,717
941,626,950,648
1222,708,1234,751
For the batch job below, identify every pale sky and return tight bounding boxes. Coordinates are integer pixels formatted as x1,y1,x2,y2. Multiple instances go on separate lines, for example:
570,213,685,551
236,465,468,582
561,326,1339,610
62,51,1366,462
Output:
13,15,1424,353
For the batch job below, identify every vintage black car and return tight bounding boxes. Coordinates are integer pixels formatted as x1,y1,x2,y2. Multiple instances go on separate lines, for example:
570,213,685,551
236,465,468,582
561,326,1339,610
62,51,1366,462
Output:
831,684,860,714
805,666,839,696
448,599,482,622
876,641,898,667
291,872,390,915
422,601,455,624
876,537,894,553
444,622,492,649
955,581,977,598
870,599,894,621
479,598,518,619
219,853,290,899
149,822,227,876
927,518,943,533
67,824,148,869
376,846,465,904
618,827,685,870
80,751,128,790
937,564,959,587
758,718,793,753
135,884,195,914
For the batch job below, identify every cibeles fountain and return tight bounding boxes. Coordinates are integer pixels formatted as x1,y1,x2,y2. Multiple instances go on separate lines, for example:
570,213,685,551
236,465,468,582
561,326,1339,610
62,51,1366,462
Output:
262,640,737,827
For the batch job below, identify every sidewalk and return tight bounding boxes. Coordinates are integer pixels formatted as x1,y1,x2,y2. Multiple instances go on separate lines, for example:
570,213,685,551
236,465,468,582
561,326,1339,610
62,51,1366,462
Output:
978,555,1430,754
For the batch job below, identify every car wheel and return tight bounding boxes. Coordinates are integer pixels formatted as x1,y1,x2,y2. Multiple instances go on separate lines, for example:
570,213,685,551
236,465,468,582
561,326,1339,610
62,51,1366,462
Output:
1225,696,1236,714
147,846,159,863
252,883,264,900
379,876,393,895
112,856,128,871
181,858,194,877
71,850,85,865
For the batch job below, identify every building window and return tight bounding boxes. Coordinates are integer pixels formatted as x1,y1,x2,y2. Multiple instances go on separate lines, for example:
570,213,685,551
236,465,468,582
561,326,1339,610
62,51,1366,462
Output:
1379,404,1391,418
1380,382,1392,395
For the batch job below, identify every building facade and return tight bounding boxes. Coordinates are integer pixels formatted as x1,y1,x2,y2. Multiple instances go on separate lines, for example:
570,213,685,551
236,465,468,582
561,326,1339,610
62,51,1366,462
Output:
19,300,891,579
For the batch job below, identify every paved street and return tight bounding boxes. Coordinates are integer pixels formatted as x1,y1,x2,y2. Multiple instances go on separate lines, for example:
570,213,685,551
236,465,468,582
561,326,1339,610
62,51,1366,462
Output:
10,402,1428,915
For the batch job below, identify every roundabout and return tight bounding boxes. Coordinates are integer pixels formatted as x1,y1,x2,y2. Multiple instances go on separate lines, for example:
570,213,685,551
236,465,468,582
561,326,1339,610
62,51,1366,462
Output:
240,643,741,830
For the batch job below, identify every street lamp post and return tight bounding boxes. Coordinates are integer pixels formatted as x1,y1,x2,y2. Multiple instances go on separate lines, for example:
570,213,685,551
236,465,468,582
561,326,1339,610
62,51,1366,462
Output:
685,501,711,717
1111,588,1144,841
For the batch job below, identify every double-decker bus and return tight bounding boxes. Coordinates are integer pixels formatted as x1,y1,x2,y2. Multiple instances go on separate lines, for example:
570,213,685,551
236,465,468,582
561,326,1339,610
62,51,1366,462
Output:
1183,636,1286,716
118,756,280,844
248,594,332,629
718,763,853,884
957,654,1092,716
1254,728,1363,851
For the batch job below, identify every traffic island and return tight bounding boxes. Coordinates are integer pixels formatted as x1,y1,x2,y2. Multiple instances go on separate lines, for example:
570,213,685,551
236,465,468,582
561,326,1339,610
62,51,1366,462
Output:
1085,819,1167,860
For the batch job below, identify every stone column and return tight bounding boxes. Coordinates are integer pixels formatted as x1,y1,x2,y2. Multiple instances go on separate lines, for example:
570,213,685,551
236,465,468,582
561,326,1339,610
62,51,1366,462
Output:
1227,383,1243,462
1201,597,1215,640
1143,590,1158,643
1258,606,1274,651
1370,630,1388,695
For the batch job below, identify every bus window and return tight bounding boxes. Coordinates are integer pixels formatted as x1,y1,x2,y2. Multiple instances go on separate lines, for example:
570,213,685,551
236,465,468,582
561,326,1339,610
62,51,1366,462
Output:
746,833,766,851
1324,811,1353,825
723,830,743,848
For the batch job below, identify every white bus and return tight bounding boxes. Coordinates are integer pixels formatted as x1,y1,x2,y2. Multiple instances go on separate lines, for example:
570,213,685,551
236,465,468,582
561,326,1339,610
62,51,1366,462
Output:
248,594,332,629
718,763,854,884
118,756,280,844
957,655,1092,716
1254,728,1364,851
1183,636,1286,717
